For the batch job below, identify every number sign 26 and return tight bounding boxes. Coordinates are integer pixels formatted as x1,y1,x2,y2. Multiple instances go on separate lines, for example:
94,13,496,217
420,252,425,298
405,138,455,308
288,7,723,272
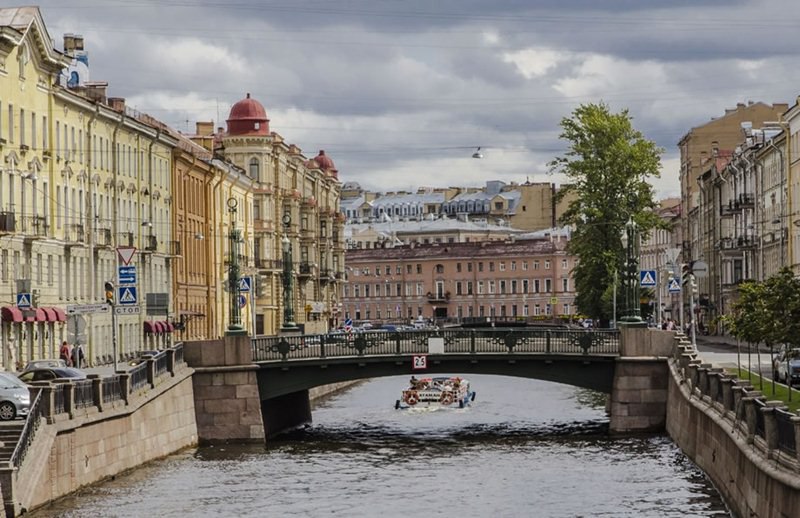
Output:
412,355,427,370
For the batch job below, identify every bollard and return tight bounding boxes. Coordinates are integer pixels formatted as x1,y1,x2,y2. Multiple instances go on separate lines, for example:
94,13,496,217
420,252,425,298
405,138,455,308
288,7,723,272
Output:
761,402,785,457
88,374,103,412
166,348,176,376
117,372,131,405
721,377,735,415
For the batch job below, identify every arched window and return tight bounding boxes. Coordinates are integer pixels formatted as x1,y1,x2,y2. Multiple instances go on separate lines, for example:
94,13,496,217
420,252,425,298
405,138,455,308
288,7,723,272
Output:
249,158,259,179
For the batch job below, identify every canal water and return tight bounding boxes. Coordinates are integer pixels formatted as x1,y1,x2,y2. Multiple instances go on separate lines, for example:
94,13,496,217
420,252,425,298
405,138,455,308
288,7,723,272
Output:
31,375,730,517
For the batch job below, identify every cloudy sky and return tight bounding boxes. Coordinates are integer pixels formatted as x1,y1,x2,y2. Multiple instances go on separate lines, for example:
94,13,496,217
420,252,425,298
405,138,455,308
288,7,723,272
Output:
33,0,800,198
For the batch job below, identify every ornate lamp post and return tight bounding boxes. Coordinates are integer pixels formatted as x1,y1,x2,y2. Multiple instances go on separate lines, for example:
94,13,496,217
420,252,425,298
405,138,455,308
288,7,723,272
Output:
619,216,643,324
281,212,299,333
225,198,247,336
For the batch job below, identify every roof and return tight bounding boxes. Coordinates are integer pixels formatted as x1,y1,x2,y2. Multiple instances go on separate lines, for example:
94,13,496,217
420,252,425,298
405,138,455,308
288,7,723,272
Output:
346,238,567,261
347,217,523,235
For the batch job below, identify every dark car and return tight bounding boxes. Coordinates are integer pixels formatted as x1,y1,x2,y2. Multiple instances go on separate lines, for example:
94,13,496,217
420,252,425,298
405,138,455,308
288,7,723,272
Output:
24,359,68,371
17,367,87,384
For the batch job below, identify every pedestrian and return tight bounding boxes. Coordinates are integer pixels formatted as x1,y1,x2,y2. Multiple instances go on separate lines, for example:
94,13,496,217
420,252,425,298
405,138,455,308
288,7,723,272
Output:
71,343,85,369
60,340,72,367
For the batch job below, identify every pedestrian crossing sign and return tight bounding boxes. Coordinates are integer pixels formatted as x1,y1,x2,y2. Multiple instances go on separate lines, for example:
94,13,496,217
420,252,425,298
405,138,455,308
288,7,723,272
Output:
239,277,252,292
639,270,657,287
16,293,31,308
668,277,681,293
118,286,138,305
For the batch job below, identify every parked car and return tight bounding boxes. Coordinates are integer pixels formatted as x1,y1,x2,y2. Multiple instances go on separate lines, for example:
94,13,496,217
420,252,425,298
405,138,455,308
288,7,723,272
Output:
0,371,30,420
23,359,67,371
17,367,87,384
773,348,800,384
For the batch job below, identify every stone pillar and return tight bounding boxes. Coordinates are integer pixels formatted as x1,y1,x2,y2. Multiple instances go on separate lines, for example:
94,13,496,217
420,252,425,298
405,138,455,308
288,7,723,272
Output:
117,373,131,405
720,377,735,415
742,395,763,444
185,336,265,443
761,402,784,457
88,374,103,412
145,356,156,388
166,348,176,376
29,382,54,421
791,416,800,467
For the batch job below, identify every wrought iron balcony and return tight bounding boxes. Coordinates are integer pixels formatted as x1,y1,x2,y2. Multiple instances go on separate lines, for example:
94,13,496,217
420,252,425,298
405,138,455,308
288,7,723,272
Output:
426,291,451,303
738,193,755,207
144,234,158,251
298,262,314,277
256,258,283,270
119,231,134,247
96,227,113,247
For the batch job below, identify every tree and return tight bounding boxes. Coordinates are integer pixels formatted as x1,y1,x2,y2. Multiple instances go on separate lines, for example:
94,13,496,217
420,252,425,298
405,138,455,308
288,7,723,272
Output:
549,103,663,322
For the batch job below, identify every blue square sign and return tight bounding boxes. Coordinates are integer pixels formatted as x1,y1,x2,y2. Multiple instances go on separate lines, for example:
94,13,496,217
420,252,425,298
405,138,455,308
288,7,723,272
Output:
639,270,657,287
118,286,138,305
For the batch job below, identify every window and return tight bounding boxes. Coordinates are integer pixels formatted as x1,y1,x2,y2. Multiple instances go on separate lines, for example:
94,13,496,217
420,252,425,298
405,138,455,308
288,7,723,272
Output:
478,262,483,272
545,279,552,292
467,262,473,272
19,108,25,147
545,260,551,270
406,264,412,274
499,280,506,294
435,264,444,274
534,279,540,293
489,262,494,272
488,281,495,294
533,260,540,270
385,266,390,275
365,285,370,297
494,201,503,210
467,281,473,295
523,280,529,293
416,283,423,295
477,281,484,294
511,261,516,271
456,282,463,295
416,264,422,274
562,278,569,292
396,265,402,274
499,262,505,271
561,259,568,269
249,158,259,178
8,104,13,143
456,262,462,273
522,261,528,271
511,280,517,294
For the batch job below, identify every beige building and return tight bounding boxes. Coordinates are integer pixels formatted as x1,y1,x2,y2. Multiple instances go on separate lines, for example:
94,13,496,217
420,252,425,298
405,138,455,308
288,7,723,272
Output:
639,198,682,324
211,94,345,335
342,237,577,324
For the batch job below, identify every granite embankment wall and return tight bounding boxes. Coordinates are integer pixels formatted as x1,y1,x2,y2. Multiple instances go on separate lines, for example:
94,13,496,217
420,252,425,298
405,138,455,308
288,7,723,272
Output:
666,343,800,517
5,350,197,517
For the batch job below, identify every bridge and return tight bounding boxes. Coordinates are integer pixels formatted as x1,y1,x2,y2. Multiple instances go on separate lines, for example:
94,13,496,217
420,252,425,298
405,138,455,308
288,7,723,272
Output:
252,328,622,399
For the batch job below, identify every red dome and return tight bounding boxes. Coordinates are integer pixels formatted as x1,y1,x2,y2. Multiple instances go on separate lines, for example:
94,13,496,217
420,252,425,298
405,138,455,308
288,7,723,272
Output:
226,93,269,136
308,150,334,170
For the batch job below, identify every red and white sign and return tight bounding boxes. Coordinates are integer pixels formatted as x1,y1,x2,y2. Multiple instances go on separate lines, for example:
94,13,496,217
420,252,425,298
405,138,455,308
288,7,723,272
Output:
116,246,137,265
412,355,427,370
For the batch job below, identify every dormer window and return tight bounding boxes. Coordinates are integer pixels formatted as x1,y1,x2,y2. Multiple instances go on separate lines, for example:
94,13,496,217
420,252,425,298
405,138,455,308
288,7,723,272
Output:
254,122,260,130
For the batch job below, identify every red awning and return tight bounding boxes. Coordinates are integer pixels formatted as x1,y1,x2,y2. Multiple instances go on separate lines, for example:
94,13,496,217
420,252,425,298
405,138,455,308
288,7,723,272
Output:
22,308,46,322
164,321,174,333
42,307,57,322
143,321,156,334
52,307,66,322
1,307,23,323
34,308,47,322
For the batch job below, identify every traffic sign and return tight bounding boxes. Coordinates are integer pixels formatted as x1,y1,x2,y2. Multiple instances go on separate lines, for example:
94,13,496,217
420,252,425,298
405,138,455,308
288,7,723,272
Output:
118,265,137,284
239,277,252,292
117,246,137,265
66,303,110,315
668,277,681,293
639,270,657,287
16,293,31,309
412,355,428,370
118,286,138,305
114,306,141,315
238,294,247,308
692,260,709,279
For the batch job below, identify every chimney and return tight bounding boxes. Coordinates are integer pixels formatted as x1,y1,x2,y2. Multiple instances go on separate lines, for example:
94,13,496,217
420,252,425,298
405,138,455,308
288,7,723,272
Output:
196,121,214,135
63,33,75,55
108,97,125,112
73,35,84,51
81,81,108,104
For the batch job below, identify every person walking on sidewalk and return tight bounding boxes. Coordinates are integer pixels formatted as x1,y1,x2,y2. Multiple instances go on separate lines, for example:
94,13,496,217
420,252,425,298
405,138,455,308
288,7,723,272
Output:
60,341,73,367
71,343,85,369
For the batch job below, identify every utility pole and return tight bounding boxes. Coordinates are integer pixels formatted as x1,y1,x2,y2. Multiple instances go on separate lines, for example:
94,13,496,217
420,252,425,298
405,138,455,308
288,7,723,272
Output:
104,281,117,370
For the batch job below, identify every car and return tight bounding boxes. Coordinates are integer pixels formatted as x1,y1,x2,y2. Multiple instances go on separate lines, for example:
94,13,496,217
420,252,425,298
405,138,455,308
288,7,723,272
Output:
773,348,800,384
17,367,87,384
0,371,30,420
23,359,68,371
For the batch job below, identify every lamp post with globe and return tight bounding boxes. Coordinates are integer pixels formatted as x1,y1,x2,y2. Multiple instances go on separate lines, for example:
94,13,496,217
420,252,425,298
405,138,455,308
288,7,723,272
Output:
225,198,247,336
281,212,299,333
619,216,644,325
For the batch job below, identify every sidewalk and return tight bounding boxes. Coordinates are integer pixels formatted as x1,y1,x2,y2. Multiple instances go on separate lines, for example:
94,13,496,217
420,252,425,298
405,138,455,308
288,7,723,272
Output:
696,334,773,353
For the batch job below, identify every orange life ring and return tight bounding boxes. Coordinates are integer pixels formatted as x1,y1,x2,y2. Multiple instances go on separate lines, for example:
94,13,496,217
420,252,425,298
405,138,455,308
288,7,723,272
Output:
440,392,454,405
405,391,419,405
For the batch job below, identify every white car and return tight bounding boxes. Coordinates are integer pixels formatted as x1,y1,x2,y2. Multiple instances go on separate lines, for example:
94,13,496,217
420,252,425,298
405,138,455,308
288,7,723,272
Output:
773,348,800,384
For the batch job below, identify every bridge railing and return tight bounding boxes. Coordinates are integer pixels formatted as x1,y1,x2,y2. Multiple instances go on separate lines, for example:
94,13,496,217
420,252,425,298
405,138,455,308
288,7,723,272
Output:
673,338,800,471
252,328,621,362
11,342,189,468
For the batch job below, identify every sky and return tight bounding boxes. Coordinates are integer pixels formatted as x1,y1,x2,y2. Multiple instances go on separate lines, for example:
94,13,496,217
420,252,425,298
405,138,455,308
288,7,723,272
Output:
31,0,800,198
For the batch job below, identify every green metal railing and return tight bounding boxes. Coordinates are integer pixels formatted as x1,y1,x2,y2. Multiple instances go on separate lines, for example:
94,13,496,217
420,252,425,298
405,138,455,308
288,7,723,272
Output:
252,328,621,362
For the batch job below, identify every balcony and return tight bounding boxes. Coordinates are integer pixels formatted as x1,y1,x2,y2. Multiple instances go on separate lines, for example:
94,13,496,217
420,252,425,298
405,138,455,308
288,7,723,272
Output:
717,237,735,250
298,262,314,277
144,234,158,252
69,224,85,244
0,212,16,233
96,228,112,247
426,291,451,304
119,232,134,247
738,193,755,208
256,258,283,271
300,228,316,242
737,235,758,249
254,218,274,232
721,200,741,216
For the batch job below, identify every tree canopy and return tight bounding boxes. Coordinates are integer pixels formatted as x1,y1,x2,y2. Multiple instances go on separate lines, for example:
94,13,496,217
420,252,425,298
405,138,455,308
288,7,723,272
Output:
549,102,663,321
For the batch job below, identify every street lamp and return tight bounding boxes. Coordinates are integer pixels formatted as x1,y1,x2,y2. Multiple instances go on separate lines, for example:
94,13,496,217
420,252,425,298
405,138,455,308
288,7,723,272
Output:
281,212,299,333
619,217,643,324
225,197,246,336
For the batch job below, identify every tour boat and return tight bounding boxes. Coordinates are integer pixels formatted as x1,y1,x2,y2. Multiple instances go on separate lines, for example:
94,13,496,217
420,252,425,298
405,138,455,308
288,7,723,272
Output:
395,376,476,409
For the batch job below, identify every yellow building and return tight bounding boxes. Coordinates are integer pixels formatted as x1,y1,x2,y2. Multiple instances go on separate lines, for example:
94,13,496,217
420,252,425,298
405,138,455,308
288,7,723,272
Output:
0,8,178,369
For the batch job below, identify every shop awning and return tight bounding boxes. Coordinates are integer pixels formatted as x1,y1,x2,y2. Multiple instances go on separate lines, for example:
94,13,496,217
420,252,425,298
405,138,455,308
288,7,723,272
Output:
52,307,67,322
154,321,164,334
21,308,47,322
42,307,58,322
1,306,23,323
163,321,174,333
143,321,156,334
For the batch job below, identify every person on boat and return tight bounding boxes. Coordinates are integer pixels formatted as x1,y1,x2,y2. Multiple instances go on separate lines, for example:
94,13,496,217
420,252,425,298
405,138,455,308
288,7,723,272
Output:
409,376,418,388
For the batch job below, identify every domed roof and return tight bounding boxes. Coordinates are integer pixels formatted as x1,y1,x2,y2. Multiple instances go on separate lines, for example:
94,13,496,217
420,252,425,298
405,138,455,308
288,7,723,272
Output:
226,93,269,136
306,149,338,176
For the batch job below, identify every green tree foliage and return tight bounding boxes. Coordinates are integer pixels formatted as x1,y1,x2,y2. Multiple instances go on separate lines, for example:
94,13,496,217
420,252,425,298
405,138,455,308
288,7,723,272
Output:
724,268,800,348
549,103,663,321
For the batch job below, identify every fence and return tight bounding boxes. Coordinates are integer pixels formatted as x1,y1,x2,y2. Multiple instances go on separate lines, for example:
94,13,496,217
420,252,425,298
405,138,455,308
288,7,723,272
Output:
674,340,800,468
252,328,621,362
11,343,187,468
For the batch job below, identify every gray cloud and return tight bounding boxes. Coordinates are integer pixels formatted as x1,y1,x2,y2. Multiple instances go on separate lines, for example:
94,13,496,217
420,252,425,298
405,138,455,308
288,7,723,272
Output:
33,0,800,197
